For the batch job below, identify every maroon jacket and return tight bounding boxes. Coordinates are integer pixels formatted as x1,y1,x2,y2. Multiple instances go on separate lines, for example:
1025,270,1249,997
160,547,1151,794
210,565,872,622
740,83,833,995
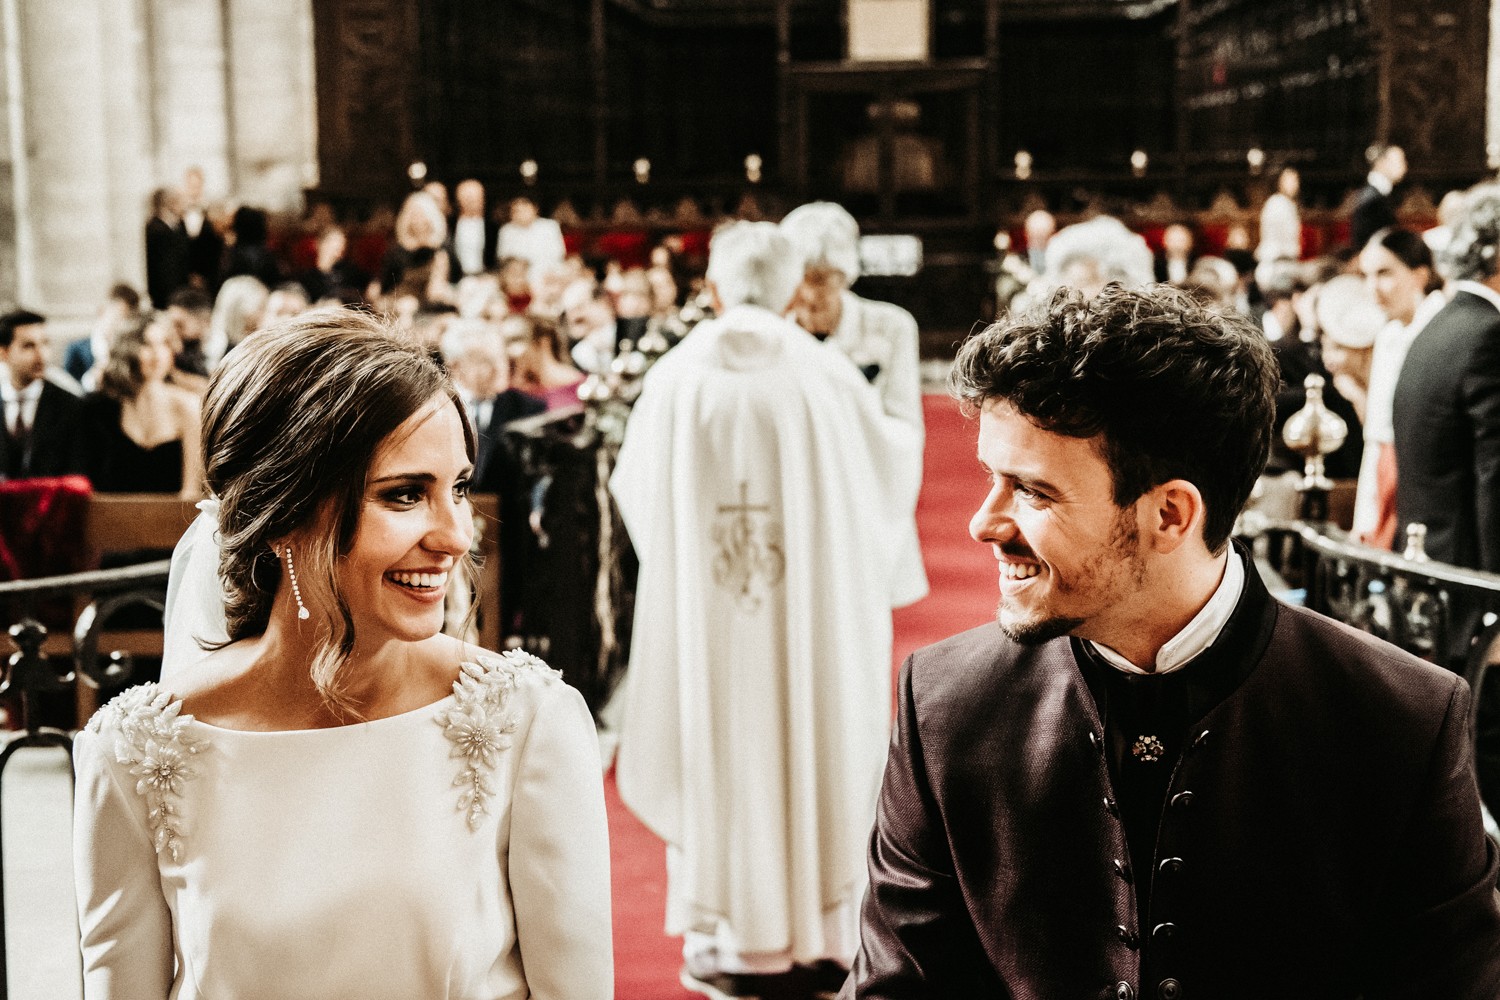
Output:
847,564,1500,999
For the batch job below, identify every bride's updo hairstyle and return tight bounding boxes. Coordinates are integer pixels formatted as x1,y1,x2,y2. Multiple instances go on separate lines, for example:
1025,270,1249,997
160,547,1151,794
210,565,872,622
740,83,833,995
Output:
201,308,475,711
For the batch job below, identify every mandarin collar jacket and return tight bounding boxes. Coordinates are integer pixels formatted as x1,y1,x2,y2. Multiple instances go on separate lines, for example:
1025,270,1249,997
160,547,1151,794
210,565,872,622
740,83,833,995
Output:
847,551,1500,1000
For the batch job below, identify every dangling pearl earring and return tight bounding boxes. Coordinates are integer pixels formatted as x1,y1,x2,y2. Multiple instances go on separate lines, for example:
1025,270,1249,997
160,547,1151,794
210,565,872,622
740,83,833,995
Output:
283,546,311,620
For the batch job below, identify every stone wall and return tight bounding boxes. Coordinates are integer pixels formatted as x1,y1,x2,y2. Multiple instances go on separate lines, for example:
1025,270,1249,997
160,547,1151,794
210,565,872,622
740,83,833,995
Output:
0,0,316,327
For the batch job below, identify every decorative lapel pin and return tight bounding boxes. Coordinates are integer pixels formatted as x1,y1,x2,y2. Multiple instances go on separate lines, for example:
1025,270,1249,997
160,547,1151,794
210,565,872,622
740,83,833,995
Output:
1132,735,1165,763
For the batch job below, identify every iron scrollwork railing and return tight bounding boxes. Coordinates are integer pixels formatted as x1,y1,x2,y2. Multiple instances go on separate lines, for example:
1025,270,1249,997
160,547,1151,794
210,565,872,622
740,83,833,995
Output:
0,558,170,1000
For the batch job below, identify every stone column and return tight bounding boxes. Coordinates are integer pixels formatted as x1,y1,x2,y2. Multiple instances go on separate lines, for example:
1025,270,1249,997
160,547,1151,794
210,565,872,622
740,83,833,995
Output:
1490,0,1500,168
223,0,318,212
145,0,235,201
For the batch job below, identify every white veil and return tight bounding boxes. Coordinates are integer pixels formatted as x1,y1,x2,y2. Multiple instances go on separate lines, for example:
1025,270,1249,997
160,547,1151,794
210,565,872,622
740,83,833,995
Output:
160,497,229,684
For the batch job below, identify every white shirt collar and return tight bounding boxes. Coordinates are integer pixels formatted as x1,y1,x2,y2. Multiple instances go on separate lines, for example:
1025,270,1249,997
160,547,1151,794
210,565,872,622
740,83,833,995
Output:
1367,172,1393,196
0,374,41,405
1457,280,1500,314
1088,548,1244,676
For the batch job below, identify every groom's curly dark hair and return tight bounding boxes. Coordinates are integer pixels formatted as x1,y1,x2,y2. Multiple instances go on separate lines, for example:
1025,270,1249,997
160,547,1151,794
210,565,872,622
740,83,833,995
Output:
950,283,1279,554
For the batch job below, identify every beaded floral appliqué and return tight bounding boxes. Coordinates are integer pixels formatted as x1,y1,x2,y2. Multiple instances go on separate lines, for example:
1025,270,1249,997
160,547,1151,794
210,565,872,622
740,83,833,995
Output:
435,650,560,831
87,684,208,862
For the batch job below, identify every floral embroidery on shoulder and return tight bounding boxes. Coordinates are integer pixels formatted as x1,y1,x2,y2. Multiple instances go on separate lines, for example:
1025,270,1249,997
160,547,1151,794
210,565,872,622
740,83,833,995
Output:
435,650,562,831
87,683,208,862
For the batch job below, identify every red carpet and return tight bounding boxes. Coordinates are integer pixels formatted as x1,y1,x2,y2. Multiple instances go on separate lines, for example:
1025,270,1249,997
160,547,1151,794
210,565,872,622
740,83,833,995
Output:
607,394,995,997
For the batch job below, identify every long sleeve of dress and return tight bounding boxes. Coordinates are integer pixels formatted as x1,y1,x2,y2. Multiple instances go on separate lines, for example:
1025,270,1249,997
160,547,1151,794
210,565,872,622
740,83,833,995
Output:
508,680,614,1000
72,724,175,1000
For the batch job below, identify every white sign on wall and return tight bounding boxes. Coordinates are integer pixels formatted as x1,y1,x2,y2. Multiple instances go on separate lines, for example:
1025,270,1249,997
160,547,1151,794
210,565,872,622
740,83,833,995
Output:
847,0,929,63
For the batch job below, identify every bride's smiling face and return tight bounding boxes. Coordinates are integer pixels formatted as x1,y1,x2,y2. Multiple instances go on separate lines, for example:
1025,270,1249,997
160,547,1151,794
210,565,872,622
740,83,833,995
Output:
336,394,474,647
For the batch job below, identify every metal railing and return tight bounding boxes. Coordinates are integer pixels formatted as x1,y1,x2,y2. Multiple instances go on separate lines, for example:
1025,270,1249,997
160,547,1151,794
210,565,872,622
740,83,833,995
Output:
0,559,170,1000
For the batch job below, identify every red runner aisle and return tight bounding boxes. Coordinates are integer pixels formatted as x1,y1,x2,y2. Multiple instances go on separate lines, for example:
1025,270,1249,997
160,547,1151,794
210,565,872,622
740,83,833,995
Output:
607,394,997,998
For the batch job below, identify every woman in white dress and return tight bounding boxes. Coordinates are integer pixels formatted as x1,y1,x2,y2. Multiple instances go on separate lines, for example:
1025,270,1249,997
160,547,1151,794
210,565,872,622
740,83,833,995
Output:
1353,227,1447,549
72,309,613,1000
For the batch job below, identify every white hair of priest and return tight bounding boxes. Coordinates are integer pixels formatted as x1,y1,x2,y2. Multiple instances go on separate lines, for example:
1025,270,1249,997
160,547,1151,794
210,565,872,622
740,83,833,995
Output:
706,221,803,312
779,201,862,281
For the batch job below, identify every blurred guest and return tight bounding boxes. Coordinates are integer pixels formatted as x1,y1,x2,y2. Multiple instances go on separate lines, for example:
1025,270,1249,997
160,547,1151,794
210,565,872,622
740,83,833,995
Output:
423,179,452,220
498,256,533,314
561,280,622,373
81,315,203,497
65,284,141,386
181,165,224,292
376,191,451,305
145,186,190,310
1257,259,1308,342
1023,209,1056,273
449,178,498,282
222,206,282,290
1258,166,1303,264
447,321,546,633
1267,277,1365,480
1035,215,1154,301
1351,144,1407,251
513,315,584,410
262,282,312,327
0,309,83,480
1353,228,1445,548
1315,273,1384,424
166,287,213,378
1183,256,1241,312
298,225,366,304
1393,184,1500,571
1155,223,1198,284
1425,189,1468,259
498,196,566,277
205,275,269,370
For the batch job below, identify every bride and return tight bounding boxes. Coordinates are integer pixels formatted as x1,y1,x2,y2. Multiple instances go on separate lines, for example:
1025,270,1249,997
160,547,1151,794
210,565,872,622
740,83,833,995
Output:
72,308,613,999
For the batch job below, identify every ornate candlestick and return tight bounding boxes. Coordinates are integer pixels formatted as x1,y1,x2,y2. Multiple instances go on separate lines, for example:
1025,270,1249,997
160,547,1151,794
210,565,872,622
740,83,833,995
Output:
1281,373,1348,523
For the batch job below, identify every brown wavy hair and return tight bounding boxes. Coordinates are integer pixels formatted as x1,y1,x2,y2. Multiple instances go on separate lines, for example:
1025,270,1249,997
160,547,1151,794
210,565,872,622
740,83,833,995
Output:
201,308,476,714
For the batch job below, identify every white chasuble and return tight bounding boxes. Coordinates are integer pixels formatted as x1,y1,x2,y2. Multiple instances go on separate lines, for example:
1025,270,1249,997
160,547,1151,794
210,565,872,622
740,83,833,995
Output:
609,304,922,962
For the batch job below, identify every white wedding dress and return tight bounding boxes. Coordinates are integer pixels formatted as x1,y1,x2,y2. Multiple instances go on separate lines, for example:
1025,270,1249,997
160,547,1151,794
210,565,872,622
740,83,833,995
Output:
72,650,613,1000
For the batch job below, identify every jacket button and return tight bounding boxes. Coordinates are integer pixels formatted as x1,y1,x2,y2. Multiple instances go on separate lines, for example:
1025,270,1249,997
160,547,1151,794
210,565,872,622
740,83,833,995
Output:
1158,978,1182,999
1169,790,1194,809
1152,922,1176,943
1158,856,1184,874
1104,795,1119,817
1113,859,1132,883
1192,729,1210,748
1116,983,1135,1000
1116,924,1139,950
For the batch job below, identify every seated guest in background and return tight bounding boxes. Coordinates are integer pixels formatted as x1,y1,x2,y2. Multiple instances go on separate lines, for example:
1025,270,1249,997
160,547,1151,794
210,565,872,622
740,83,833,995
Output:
847,284,1500,999
447,321,546,634
1034,215,1155,302
561,280,623,373
262,282,312,327
1353,228,1446,549
81,315,203,497
0,309,83,480
1182,256,1241,313
375,191,451,307
448,178,498,283
74,310,612,1000
1256,258,1307,341
512,315,584,411
1154,222,1198,284
497,256,533,314
204,275,268,370
1023,209,1056,273
497,195,566,277
221,206,282,290
65,284,141,386
298,225,366,305
166,287,213,379
1313,273,1384,424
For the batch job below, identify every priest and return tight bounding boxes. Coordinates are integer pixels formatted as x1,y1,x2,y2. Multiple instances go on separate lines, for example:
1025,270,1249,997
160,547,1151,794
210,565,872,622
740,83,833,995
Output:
610,221,922,999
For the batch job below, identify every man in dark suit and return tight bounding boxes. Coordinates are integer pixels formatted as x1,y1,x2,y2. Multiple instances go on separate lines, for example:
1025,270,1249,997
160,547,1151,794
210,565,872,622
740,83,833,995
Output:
1392,182,1500,809
845,285,1500,999
1350,144,1407,251
145,186,190,310
0,310,83,480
